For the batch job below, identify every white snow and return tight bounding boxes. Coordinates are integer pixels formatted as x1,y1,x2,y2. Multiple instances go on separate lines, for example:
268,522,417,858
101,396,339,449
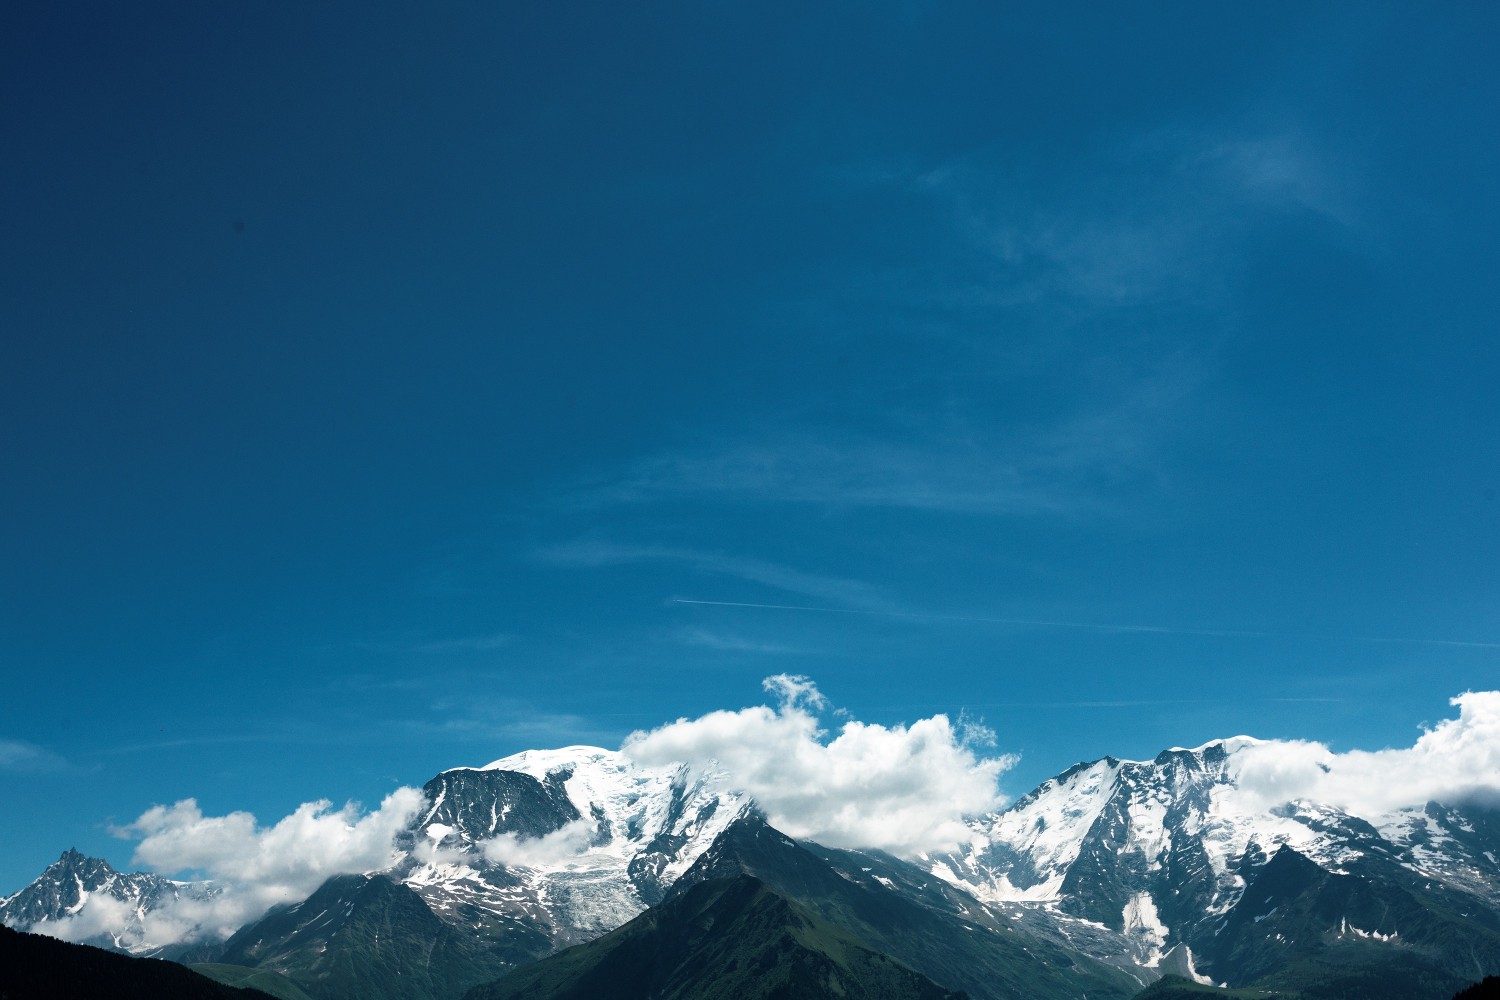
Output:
1181,945,1214,986
15,730,1497,972
1340,916,1398,942
417,788,448,828
1122,892,1169,967
929,733,1476,947
933,757,1121,903
403,745,752,950
1166,736,1266,755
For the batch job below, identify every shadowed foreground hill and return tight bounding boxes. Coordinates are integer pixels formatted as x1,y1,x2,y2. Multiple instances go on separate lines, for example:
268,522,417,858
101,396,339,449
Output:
0,923,278,1000
465,875,966,1000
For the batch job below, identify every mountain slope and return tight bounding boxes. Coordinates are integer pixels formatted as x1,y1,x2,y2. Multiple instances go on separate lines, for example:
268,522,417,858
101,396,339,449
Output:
2,747,749,969
190,963,316,1000
930,739,1500,993
0,847,218,954
670,813,1140,1000
8,736,1500,999
395,747,750,956
464,874,965,1000
215,873,506,1000
1202,844,1500,1000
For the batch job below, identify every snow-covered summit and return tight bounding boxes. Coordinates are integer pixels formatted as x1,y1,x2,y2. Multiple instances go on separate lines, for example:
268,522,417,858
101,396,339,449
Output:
935,737,1359,907
0,848,217,955
398,744,750,951
12,732,1495,986
428,744,745,872
1164,735,1265,755
930,735,1500,976
478,744,621,774
4,747,752,960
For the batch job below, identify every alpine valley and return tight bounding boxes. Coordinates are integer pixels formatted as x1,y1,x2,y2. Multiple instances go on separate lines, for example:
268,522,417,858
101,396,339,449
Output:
5,738,1500,1000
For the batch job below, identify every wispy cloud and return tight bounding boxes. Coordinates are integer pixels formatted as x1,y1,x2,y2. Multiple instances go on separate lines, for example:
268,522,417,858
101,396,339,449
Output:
96,733,297,756
582,360,1192,519
0,738,68,773
672,627,809,656
540,540,889,609
409,694,610,749
354,632,514,655
1200,132,1356,224
323,672,432,694
672,599,1500,650
908,127,1358,312
573,128,1356,524
590,435,1092,516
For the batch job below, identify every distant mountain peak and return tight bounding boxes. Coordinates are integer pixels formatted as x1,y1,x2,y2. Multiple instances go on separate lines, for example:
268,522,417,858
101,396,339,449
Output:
8,735,1500,1000
1162,735,1265,756
0,847,216,956
45,846,114,876
929,732,1500,991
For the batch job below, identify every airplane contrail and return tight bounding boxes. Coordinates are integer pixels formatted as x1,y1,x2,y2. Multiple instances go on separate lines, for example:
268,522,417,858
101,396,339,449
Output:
671,598,1500,649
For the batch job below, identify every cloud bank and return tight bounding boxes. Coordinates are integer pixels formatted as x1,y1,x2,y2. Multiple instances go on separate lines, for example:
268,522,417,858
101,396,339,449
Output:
1228,691,1500,816
34,788,426,949
127,790,426,890
32,686,1500,951
624,675,1013,856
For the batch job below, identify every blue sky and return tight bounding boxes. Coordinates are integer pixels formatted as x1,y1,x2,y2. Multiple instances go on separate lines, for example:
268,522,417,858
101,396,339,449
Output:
2,2,1498,892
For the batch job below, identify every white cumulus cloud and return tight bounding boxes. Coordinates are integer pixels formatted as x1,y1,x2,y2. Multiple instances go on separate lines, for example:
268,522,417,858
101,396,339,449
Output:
30,894,135,946
481,819,595,868
126,789,426,890
623,674,1013,856
30,788,430,949
1228,691,1500,817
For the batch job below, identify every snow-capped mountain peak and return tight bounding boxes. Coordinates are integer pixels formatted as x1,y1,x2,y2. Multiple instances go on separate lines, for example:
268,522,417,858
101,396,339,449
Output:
479,744,622,775
1164,735,1265,755
396,745,751,952
931,735,1500,979
417,745,746,871
3,748,752,961
0,847,218,955
937,738,1351,910
8,734,1496,998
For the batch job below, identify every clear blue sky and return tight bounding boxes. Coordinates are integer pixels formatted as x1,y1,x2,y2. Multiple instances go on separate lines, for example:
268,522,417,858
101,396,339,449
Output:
3,2,1497,893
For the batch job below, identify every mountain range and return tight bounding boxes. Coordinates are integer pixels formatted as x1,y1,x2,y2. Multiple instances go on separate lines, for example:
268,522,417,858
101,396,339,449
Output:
4,736,1498,1000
